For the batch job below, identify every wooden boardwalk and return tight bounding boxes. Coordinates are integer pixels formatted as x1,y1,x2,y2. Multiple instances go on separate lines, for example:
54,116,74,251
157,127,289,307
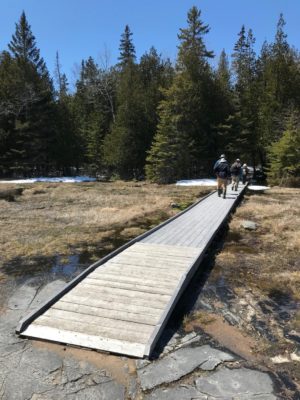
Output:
17,184,246,358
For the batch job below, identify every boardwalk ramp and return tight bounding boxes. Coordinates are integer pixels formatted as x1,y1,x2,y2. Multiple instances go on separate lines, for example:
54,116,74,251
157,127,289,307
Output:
17,185,246,358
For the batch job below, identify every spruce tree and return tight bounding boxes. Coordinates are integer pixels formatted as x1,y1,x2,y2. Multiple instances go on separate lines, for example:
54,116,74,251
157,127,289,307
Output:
8,11,47,77
103,26,149,178
231,26,259,166
256,14,300,167
3,12,56,176
73,57,113,173
146,83,191,183
118,25,136,67
146,6,216,182
268,110,300,184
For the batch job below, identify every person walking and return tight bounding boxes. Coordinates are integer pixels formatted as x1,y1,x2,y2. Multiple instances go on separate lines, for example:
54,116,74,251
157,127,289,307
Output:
230,158,242,191
213,154,226,170
213,156,230,199
242,163,249,184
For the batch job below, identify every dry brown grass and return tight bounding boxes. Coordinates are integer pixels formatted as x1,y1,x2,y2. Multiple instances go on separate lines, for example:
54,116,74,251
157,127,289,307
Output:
217,187,300,302
0,181,211,266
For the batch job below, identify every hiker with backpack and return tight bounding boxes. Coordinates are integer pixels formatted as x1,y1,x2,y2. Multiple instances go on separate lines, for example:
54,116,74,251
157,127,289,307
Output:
242,163,249,184
230,158,242,191
213,155,231,199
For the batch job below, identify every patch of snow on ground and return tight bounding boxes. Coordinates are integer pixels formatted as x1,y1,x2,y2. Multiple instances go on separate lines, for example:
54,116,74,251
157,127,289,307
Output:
176,179,217,186
0,176,96,184
248,185,270,191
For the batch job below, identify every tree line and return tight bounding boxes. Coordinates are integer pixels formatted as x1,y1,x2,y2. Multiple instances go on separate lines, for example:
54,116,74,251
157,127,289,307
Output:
0,7,299,184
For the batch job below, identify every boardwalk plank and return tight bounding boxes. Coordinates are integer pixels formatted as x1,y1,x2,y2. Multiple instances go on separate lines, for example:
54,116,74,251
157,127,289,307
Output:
22,325,145,357
84,277,175,295
68,286,168,309
31,316,150,344
52,301,160,325
76,282,172,302
88,272,178,288
43,308,155,333
96,264,183,279
61,294,163,316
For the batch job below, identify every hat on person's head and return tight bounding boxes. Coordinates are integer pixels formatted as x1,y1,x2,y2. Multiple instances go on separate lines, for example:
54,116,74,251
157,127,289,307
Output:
236,158,240,162
243,163,247,167
220,154,225,158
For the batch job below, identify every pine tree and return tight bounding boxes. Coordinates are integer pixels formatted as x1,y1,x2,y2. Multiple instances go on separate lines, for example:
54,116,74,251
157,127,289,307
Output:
54,51,68,99
118,25,136,67
8,11,47,77
146,6,216,181
2,12,56,176
177,6,214,75
102,63,145,178
231,26,259,166
146,85,191,183
256,14,300,167
268,110,300,184
103,26,149,178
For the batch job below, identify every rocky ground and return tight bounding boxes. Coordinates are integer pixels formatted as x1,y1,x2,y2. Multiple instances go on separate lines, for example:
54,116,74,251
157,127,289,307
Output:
0,186,299,399
0,277,281,400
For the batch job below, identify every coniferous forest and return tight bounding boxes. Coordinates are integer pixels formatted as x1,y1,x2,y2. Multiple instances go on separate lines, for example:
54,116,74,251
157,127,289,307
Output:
0,7,299,184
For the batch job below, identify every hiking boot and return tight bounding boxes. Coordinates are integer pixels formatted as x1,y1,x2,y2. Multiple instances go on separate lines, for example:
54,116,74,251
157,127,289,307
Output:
218,189,222,197
223,189,227,199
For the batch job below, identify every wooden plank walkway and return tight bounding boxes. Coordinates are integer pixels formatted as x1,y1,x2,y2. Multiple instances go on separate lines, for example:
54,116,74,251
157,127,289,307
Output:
17,184,246,358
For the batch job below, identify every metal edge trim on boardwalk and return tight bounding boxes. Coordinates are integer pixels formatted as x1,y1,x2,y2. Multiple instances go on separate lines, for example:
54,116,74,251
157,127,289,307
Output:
16,190,215,334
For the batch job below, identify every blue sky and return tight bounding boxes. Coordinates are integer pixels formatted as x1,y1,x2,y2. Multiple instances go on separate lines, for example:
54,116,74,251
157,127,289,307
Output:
0,1,298,87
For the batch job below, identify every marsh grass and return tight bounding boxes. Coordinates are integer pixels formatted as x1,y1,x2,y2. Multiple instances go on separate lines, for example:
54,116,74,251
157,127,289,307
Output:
0,181,209,266
216,187,300,331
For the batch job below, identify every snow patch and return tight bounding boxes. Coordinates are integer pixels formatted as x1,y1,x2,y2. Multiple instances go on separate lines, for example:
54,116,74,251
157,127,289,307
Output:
176,179,217,186
0,176,96,184
248,185,270,191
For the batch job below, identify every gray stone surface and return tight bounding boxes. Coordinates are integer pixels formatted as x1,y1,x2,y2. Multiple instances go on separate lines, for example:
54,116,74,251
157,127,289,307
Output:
241,220,257,230
195,367,276,399
7,284,37,310
138,345,234,390
145,385,205,400
0,281,126,400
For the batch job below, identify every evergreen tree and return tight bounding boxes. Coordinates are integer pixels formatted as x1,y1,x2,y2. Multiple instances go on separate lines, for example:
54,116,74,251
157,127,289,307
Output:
118,25,136,67
103,26,150,178
54,51,68,99
146,83,191,183
177,6,214,75
102,63,145,178
256,14,300,167
146,6,216,182
231,26,259,166
72,56,117,174
268,110,300,184
0,12,56,176
8,11,47,77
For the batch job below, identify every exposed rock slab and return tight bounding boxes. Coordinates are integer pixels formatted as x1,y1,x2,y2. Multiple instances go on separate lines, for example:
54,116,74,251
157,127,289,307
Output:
138,345,234,390
195,367,276,399
145,385,205,400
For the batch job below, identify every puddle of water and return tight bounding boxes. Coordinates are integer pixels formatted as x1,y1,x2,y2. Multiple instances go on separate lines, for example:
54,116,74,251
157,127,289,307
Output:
1,254,87,285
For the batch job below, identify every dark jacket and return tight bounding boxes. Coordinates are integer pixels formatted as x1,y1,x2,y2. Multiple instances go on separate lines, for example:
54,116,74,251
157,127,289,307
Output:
230,162,242,176
214,159,230,179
